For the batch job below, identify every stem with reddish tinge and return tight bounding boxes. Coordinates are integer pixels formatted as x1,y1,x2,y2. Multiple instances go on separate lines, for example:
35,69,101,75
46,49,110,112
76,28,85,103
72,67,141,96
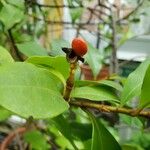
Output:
63,62,77,101
0,127,27,150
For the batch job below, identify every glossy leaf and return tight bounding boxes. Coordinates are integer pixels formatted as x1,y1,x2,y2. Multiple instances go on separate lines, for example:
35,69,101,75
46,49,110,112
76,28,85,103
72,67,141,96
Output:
0,0,24,29
24,130,50,150
75,80,123,91
87,111,121,150
46,68,66,86
140,65,150,108
27,56,69,79
0,62,69,119
31,64,66,87
121,59,150,106
0,46,14,65
85,43,103,78
71,86,119,103
100,80,123,91
17,41,48,57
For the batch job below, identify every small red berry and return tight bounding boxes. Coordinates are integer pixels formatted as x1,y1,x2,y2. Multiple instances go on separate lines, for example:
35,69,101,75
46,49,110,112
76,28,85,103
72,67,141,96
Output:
71,37,88,56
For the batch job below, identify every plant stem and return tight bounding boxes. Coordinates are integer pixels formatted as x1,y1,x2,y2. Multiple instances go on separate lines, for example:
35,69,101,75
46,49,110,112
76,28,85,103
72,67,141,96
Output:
7,29,24,61
63,62,77,101
116,0,144,23
69,100,150,118
110,9,118,74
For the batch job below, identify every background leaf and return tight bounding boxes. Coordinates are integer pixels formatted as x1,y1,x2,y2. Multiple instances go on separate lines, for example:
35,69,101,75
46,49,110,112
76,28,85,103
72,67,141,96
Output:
121,59,150,106
83,139,92,150
6,0,24,9
50,39,70,56
0,46,14,65
69,122,92,141
0,0,24,29
85,43,103,78
17,41,48,57
87,111,121,150
70,8,83,23
24,130,50,150
0,62,69,119
119,114,143,129
52,115,78,150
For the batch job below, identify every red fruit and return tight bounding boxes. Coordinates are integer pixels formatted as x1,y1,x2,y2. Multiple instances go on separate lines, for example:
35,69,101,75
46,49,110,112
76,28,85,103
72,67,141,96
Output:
71,37,88,56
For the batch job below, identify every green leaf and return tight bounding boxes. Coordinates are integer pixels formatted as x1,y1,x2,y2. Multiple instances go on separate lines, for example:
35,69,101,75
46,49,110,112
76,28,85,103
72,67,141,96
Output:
100,80,123,91
75,80,123,91
52,115,78,150
70,8,83,23
0,106,12,121
85,43,103,78
55,136,75,150
83,139,92,150
140,65,150,108
0,62,69,119
87,111,121,150
122,144,144,150
50,39,70,56
121,59,150,106
119,114,143,129
0,46,14,65
70,122,92,141
26,56,69,79
6,0,24,9
16,41,48,57
0,0,24,29
13,32,33,43
71,86,119,103
24,130,50,150
46,68,66,86
131,18,140,23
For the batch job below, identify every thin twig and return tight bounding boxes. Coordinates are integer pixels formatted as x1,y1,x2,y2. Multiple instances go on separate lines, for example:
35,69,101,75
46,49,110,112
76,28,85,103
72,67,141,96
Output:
34,2,111,11
7,29,24,61
28,14,106,26
32,1,111,17
110,8,118,74
117,0,144,23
